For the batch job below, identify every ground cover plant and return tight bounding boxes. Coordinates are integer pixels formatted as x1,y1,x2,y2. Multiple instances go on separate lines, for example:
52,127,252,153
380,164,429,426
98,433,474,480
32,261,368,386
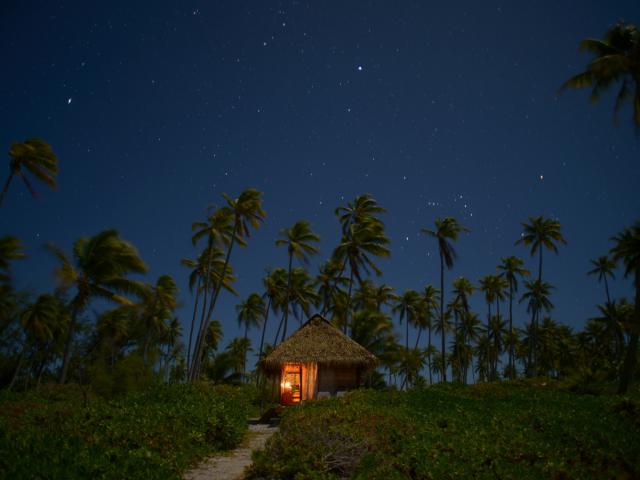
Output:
247,382,640,480
0,383,253,479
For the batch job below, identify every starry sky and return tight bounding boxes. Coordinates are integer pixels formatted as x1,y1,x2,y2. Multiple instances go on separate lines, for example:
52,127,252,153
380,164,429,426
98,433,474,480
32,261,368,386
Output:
1,1,639,359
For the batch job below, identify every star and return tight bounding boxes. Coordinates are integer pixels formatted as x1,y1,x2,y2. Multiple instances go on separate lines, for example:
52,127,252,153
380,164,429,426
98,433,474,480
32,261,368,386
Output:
67,98,72,104
357,65,363,71
539,174,544,180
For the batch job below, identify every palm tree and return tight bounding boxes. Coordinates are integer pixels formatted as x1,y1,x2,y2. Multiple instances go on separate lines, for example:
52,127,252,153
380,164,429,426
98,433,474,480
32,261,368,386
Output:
333,218,390,334
181,245,237,369
335,193,386,234
189,207,233,369
419,285,439,383
459,311,481,383
316,259,347,315
588,255,616,304
47,230,147,384
0,139,58,207
275,220,320,343
191,188,265,380
520,280,554,377
451,277,473,380
9,294,61,390
287,268,320,325
498,256,530,379
516,216,566,283
392,290,421,349
139,275,178,365
479,274,498,377
487,315,507,379
610,221,640,394
257,268,286,367
422,217,468,382
236,293,265,380
560,22,640,128
0,236,26,282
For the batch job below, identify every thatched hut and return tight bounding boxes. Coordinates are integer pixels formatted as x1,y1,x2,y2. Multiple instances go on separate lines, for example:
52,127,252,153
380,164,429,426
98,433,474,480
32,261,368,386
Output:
261,314,377,405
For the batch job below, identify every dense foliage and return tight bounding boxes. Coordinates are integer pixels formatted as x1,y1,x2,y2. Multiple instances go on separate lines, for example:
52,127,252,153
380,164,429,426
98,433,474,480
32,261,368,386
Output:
248,383,640,480
0,383,253,479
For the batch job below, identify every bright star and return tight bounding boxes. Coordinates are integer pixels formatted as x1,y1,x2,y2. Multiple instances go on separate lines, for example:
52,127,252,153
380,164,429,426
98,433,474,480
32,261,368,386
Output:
67,98,72,104
357,65,363,71
539,174,544,180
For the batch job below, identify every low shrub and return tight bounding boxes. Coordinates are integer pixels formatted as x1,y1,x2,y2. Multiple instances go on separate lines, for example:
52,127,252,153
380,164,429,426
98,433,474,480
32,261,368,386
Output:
0,382,252,479
247,383,640,479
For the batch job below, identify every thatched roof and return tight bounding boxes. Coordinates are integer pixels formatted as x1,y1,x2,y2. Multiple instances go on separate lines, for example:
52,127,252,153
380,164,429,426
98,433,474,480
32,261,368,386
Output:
261,314,378,372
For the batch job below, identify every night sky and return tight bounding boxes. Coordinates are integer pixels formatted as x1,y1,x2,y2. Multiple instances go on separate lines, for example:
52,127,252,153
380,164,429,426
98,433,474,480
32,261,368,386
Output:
1,1,639,360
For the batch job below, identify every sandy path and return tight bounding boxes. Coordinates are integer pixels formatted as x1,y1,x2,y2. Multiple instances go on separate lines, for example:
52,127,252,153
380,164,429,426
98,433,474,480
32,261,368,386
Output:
184,423,278,480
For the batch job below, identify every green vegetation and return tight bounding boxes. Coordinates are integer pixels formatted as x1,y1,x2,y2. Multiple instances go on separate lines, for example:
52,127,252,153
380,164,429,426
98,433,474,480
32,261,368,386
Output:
248,383,640,480
0,383,253,479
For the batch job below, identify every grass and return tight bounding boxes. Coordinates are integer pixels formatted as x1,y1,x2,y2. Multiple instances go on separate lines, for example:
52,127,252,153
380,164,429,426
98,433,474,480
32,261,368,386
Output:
247,381,640,479
0,382,254,479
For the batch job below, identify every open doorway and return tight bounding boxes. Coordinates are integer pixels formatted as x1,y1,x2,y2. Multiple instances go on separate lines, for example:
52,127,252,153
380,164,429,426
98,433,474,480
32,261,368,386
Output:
280,364,302,405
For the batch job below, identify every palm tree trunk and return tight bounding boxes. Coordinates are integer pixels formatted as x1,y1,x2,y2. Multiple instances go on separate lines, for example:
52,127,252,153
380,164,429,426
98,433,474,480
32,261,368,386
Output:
617,271,640,394
345,267,355,336
414,326,422,350
191,240,214,375
508,281,514,380
273,309,285,346
257,297,271,362
0,173,15,208
440,251,446,382
192,226,238,381
280,253,294,343
59,303,81,384
604,275,611,305
256,297,271,387
8,343,27,391
486,301,491,381
186,274,202,373
428,326,433,385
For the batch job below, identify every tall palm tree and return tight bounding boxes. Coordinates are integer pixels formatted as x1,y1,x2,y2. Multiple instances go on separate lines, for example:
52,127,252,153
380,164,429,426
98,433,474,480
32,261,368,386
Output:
181,245,237,369
422,217,468,382
516,216,566,283
520,280,554,377
588,255,616,304
275,220,320,343
236,293,265,380
189,207,234,368
392,290,421,349
191,188,265,380
560,22,640,128
610,221,640,394
47,230,147,384
498,256,530,379
0,139,58,207
479,274,498,377
333,218,390,334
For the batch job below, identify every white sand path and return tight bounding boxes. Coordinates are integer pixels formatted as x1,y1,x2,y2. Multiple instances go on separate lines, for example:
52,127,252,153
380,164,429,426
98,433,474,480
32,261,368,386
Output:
183,423,278,480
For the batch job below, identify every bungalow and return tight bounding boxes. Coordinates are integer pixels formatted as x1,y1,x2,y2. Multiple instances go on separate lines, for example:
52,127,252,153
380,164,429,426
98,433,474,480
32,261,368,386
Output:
260,314,377,405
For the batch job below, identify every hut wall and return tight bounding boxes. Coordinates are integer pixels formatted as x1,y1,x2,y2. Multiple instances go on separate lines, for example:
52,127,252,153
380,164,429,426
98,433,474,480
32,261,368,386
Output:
317,366,359,395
